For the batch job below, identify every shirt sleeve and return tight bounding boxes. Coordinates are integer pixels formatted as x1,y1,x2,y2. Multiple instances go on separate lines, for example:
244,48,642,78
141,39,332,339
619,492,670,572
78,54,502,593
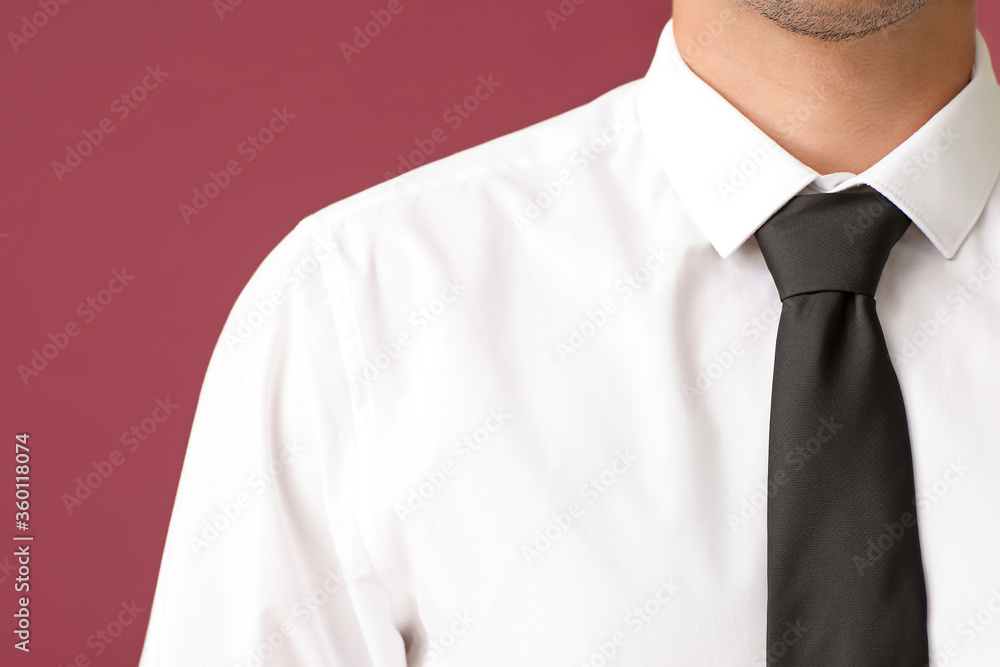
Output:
138,218,408,667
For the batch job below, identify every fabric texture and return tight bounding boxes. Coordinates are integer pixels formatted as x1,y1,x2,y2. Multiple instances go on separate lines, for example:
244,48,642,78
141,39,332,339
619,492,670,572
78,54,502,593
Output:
757,191,929,665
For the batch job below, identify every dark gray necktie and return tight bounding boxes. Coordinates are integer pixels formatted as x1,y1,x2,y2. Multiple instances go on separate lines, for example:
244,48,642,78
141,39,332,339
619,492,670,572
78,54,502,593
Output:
754,190,929,666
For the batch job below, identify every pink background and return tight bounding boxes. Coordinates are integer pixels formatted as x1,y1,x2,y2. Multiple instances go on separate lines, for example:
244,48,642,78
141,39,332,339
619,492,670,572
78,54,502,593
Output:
2,1,997,664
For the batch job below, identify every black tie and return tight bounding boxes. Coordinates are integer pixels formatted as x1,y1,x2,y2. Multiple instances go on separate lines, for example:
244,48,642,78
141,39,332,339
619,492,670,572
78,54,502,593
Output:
754,190,929,666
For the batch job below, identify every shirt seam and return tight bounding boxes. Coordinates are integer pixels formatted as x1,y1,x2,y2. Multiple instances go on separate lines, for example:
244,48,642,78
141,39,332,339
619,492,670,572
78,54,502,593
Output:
305,216,404,627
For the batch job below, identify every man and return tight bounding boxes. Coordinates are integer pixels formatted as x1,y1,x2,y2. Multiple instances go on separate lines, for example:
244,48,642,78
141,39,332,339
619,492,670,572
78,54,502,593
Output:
139,1,1000,665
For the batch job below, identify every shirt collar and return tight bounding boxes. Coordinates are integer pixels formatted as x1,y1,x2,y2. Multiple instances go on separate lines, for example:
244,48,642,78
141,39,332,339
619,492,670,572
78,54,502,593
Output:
637,18,1000,259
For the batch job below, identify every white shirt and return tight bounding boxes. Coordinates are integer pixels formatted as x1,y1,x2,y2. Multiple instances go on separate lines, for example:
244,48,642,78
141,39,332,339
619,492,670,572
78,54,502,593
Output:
139,19,1000,667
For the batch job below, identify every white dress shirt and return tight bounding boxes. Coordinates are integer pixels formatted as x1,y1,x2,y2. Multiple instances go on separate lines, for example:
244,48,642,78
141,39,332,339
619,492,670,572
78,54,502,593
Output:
139,18,1000,667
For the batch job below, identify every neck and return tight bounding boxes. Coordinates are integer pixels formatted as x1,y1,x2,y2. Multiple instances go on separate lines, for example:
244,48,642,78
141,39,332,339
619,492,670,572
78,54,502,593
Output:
672,0,977,174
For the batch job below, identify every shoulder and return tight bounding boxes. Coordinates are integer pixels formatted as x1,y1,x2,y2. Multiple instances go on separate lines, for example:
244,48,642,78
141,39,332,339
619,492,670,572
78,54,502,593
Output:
218,77,647,352
305,77,644,244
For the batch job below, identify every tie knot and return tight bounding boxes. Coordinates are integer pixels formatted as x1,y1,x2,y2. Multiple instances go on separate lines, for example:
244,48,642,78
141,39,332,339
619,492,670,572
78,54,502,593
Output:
754,190,911,300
